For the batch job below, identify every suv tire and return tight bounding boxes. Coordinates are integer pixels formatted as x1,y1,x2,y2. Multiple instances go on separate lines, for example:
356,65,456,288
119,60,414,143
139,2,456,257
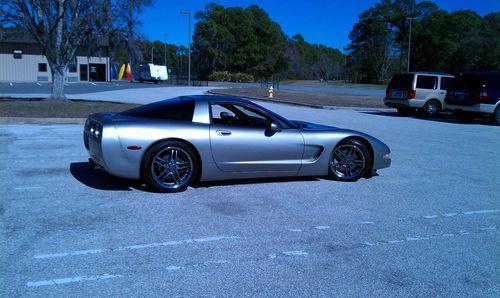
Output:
422,100,440,117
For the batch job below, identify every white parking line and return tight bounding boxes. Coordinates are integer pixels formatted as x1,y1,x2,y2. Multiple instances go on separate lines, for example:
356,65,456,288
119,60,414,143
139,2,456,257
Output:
165,260,230,272
422,209,500,219
282,250,308,256
288,228,302,232
314,226,330,230
14,186,44,191
34,235,241,259
36,83,42,86
27,273,121,287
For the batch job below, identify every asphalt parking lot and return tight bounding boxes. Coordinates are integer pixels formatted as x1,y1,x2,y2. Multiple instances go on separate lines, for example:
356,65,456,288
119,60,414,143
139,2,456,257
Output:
1,102,499,297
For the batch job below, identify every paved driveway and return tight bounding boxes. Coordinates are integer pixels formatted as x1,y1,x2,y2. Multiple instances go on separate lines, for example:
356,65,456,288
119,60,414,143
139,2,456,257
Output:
1,102,498,296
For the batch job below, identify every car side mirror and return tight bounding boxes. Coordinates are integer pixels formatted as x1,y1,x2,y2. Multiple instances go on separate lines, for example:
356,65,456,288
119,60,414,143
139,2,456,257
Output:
270,122,281,132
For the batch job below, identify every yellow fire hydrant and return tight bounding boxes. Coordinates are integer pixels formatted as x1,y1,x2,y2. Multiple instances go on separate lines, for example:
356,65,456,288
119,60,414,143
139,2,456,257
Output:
268,86,274,98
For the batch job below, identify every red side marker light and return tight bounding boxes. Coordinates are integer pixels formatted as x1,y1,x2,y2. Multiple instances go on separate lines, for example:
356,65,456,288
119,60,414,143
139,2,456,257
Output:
127,146,142,150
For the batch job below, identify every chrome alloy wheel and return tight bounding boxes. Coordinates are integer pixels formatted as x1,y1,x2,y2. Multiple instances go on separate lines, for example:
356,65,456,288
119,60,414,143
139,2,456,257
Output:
330,144,366,179
151,146,193,189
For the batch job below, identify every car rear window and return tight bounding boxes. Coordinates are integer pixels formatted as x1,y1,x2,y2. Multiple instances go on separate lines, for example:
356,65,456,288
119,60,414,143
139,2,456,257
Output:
416,75,437,89
120,97,195,121
388,74,413,89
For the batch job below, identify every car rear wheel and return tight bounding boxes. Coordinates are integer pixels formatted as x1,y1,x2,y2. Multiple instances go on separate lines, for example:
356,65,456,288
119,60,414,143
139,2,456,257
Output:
143,141,199,192
422,100,440,117
329,139,371,182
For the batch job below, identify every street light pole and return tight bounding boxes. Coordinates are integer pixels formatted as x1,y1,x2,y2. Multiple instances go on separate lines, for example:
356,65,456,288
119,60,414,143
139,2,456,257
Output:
163,33,168,68
180,10,191,86
151,47,154,64
407,17,416,72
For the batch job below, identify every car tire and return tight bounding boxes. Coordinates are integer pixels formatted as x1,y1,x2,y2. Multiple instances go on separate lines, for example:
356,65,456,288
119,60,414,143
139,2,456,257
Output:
493,106,500,125
454,111,473,123
397,108,412,116
142,141,199,192
328,139,371,182
422,100,440,117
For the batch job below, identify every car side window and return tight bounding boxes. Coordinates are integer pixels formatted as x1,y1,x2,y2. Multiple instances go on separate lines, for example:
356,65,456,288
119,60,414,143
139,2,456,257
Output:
416,75,437,90
440,77,453,90
210,103,272,128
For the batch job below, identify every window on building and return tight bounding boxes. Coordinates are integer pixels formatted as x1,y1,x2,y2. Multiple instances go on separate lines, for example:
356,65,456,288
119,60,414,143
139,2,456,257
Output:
38,63,47,72
69,64,77,73
13,49,22,59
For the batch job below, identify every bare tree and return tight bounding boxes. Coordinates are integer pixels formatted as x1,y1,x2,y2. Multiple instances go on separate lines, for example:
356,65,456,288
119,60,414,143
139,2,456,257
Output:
0,0,111,100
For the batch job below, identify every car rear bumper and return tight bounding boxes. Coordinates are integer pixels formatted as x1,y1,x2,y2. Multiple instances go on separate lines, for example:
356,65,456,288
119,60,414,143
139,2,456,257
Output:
384,98,425,109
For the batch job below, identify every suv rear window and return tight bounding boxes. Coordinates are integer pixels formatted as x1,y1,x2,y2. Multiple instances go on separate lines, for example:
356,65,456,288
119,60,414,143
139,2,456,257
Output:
416,75,437,89
388,74,413,89
120,97,195,121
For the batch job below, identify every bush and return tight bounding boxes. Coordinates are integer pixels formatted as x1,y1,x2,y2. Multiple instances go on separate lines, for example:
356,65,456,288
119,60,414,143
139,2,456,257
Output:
231,72,254,82
208,71,254,82
208,71,231,82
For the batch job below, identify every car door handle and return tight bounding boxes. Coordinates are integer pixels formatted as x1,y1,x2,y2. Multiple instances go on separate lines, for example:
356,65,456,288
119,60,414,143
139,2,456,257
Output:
216,130,232,136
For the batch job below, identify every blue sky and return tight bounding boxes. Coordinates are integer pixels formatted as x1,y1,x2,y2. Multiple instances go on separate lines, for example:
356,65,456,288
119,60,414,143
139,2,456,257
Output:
141,0,500,51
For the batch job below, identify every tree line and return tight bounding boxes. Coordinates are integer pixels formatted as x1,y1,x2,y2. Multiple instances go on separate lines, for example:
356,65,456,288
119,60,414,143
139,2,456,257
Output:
346,0,500,83
191,3,344,81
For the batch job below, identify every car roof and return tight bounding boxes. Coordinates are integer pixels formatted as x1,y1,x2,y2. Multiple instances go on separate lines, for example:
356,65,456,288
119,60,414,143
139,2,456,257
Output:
179,95,253,104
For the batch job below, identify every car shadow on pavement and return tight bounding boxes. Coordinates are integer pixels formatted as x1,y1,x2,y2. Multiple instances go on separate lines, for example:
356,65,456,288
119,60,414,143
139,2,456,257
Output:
192,176,321,189
362,110,496,126
70,162,151,192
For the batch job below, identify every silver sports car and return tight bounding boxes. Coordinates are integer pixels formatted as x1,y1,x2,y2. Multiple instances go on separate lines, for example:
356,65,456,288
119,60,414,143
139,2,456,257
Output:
84,96,391,192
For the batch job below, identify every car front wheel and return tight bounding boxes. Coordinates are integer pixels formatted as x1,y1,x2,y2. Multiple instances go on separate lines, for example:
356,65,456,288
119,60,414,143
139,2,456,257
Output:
329,139,371,182
143,141,199,192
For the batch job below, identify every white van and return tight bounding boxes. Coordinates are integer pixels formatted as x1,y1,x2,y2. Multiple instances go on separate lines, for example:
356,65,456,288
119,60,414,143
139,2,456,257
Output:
384,72,454,117
137,64,168,83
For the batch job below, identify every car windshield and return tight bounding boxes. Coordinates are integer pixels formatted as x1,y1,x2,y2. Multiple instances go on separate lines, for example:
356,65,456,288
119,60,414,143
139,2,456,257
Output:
388,74,414,89
247,101,300,129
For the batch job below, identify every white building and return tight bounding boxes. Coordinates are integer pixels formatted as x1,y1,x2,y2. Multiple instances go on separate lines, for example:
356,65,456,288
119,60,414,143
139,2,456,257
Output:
0,34,110,83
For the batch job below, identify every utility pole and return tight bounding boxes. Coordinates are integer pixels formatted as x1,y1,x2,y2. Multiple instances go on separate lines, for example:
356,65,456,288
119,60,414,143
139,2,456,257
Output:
407,17,416,72
180,10,191,86
163,33,168,68
151,47,155,64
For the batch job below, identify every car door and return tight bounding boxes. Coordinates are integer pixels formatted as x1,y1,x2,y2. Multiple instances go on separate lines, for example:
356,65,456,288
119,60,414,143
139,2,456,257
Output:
209,102,304,173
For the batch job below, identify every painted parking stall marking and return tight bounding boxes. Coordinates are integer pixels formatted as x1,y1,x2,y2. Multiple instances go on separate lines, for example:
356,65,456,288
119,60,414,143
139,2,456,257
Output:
34,235,241,260
27,274,122,287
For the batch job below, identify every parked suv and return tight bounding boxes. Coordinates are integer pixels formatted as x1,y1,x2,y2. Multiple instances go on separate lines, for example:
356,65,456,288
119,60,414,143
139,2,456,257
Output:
384,72,454,117
445,72,500,125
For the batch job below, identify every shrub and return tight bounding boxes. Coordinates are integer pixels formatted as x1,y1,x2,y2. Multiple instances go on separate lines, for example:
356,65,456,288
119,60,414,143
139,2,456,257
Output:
208,71,231,82
208,71,254,82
